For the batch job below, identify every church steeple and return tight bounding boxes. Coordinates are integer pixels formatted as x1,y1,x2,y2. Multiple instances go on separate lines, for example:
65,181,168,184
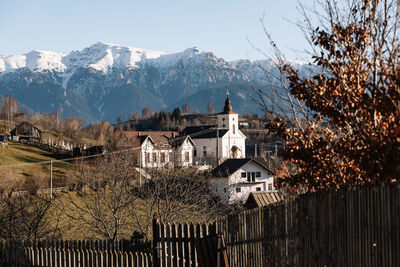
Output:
220,89,237,115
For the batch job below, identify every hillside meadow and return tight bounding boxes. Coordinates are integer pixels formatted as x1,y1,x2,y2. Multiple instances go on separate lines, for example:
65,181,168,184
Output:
0,141,71,187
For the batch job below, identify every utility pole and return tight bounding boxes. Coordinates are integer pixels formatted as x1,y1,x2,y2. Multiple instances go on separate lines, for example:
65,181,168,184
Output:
50,160,53,200
216,128,219,166
139,151,142,185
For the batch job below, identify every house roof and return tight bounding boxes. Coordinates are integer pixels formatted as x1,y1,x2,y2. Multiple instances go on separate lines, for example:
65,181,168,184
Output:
120,131,178,148
10,122,42,137
169,135,195,148
211,158,251,177
244,191,284,209
211,158,274,177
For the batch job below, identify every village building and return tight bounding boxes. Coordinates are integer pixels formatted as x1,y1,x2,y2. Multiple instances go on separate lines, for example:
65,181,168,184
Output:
179,91,246,165
169,135,196,168
210,158,275,204
10,122,42,142
121,131,195,168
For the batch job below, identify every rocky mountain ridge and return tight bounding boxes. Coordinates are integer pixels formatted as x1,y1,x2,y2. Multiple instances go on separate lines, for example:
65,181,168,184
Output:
0,43,305,123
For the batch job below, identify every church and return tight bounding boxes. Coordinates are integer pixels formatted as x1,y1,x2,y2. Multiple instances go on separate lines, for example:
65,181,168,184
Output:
179,91,246,165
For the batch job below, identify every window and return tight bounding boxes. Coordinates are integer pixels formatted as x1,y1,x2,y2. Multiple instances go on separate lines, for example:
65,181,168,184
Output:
233,118,235,121
203,147,207,157
256,172,261,177
216,187,218,192
236,187,241,193
241,172,246,178
256,187,261,191
268,183,273,191
251,172,256,182
233,124,235,134
223,124,225,128
193,149,197,157
222,118,225,121
146,153,151,163
169,152,173,162
224,188,227,193
184,151,190,162
247,172,251,182
153,153,157,163
160,152,166,163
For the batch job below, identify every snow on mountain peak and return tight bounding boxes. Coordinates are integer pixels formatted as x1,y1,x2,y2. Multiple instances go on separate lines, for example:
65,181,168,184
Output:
147,46,217,67
0,50,67,72
64,42,165,72
0,42,166,73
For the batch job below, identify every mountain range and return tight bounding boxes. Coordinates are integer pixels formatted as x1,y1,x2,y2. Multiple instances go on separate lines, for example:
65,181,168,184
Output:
0,42,304,123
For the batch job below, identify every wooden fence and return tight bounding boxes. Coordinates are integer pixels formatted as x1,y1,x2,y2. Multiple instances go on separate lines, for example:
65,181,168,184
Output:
0,240,152,267
153,183,400,267
152,220,217,267
2,184,400,266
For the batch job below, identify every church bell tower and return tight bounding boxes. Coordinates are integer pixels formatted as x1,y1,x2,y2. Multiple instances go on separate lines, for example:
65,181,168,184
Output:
218,90,238,134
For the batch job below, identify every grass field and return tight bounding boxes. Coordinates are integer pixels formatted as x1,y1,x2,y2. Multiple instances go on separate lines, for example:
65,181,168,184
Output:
0,141,72,187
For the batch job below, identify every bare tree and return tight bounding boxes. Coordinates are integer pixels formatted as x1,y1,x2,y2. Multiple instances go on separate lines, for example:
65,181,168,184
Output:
127,168,231,241
141,107,152,119
182,104,191,114
0,95,20,130
0,179,58,242
61,151,138,241
207,100,215,114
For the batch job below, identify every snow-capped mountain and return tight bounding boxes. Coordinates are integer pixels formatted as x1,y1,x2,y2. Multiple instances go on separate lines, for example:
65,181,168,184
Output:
0,42,164,73
0,42,297,123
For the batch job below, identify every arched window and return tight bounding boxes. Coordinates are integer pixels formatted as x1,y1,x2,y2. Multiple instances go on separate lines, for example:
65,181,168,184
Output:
233,124,236,134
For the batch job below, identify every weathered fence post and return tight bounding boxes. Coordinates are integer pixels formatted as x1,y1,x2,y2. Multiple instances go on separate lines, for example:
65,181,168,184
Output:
152,216,159,267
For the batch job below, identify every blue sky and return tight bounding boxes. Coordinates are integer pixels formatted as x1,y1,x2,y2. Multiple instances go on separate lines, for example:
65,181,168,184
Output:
0,0,311,61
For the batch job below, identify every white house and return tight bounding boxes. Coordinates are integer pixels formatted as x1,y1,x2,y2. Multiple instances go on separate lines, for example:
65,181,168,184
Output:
169,135,196,167
121,131,195,168
179,92,246,165
210,158,275,204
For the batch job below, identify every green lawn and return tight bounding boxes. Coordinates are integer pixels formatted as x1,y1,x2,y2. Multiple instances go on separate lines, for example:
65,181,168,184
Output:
0,141,72,187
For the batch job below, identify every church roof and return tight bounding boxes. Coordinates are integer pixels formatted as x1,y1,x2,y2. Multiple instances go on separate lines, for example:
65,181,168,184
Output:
191,129,228,139
211,158,274,177
179,125,214,135
219,93,238,115
179,126,228,139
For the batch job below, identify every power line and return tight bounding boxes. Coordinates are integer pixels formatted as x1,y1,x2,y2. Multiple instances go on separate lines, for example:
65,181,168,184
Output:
0,146,142,167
